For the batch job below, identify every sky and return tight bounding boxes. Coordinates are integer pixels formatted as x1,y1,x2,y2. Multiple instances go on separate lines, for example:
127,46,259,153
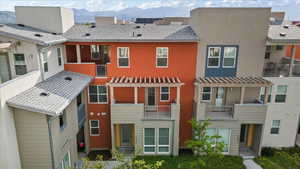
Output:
0,0,299,19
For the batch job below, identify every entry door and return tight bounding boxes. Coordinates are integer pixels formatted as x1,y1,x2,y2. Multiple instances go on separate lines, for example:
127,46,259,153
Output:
0,53,11,83
147,87,156,106
215,87,225,106
240,124,248,143
121,125,131,146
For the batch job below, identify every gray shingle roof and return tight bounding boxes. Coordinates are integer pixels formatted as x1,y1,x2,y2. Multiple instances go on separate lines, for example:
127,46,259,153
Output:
268,24,300,43
7,71,93,116
63,24,199,42
0,24,67,45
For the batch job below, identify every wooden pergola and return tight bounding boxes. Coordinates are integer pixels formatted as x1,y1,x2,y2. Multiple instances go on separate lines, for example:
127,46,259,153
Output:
107,76,184,104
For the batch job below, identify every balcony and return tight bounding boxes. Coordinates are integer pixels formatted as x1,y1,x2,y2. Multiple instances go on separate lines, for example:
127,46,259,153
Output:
144,105,171,120
77,104,86,128
263,63,300,77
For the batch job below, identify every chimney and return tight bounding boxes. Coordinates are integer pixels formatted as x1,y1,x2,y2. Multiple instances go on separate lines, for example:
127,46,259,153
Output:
95,16,117,26
15,6,74,34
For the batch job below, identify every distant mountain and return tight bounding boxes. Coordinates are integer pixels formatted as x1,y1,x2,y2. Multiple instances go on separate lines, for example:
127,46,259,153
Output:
0,7,190,24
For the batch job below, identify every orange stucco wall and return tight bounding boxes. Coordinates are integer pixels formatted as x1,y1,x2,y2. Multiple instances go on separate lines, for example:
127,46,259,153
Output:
286,45,300,60
64,42,197,149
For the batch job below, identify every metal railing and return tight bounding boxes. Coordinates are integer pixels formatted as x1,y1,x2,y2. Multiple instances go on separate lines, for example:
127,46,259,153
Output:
263,63,300,77
144,105,171,119
96,64,107,77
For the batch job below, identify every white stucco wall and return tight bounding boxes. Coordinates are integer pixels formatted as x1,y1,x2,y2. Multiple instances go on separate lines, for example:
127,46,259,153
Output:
0,70,42,169
261,77,300,147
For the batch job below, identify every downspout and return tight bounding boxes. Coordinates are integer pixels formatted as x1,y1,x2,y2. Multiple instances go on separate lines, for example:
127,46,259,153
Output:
47,115,55,169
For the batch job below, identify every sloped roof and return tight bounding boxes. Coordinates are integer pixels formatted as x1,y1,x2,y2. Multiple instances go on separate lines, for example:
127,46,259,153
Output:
7,71,93,116
0,24,67,45
63,24,199,42
268,24,300,44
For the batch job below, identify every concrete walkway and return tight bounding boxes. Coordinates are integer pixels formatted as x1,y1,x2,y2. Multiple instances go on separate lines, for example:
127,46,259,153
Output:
243,159,263,169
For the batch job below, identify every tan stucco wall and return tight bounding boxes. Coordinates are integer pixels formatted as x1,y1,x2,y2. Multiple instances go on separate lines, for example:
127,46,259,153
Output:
190,8,271,77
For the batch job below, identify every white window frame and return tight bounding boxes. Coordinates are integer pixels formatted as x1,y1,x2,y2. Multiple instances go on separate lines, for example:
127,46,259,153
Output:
117,47,130,68
223,47,237,68
207,47,221,68
156,47,168,68
89,120,100,136
271,120,280,134
13,53,27,75
88,85,108,104
157,128,170,154
143,128,156,154
57,47,62,66
275,85,287,103
201,87,211,102
91,45,100,60
160,87,170,102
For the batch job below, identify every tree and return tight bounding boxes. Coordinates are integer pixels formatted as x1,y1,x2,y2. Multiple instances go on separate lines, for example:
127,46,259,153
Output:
185,118,225,156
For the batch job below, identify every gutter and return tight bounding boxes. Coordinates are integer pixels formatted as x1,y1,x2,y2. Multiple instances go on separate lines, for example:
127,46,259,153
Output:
47,115,55,169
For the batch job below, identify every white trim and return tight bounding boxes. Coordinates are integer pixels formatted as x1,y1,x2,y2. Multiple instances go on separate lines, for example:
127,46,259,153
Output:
160,87,170,102
89,120,100,136
13,53,27,75
143,128,156,154
271,120,281,134
222,47,237,68
274,85,287,103
157,128,171,154
207,47,221,68
88,85,108,104
156,47,168,68
117,47,130,68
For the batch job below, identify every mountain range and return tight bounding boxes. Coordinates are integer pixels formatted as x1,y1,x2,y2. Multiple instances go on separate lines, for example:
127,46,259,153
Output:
0,7,190,24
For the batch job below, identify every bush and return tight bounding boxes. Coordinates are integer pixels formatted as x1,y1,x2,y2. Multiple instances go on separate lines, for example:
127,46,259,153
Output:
254,157,284,169
261,147,277,157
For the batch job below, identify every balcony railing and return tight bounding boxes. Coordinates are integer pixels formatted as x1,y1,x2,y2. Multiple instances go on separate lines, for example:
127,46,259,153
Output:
263,63,300,77
96,64,107,77
205,104,233,113
144,105,171,120
77,104,86,128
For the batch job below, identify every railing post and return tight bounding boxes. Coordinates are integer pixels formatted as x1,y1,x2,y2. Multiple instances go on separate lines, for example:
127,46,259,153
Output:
240,87,245,104
134,87,138,104
76,44,81,63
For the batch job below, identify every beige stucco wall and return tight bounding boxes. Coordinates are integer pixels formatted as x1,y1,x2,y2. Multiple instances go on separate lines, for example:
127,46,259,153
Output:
190,8,271,77
15,6,74,34
0,70,41,169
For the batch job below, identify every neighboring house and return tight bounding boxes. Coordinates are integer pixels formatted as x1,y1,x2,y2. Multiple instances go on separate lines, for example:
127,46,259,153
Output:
191,8,273,156
63,22,198,155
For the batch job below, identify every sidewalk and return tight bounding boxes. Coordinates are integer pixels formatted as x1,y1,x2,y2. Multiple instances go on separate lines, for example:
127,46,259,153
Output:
243,159,263,169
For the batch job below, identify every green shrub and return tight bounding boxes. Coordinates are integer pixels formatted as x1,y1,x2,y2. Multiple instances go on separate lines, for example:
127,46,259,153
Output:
261,147,277,157
254,157,284,169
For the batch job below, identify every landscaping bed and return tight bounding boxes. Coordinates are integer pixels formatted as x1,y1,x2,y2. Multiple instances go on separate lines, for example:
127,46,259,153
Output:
135,155,245,169
254,147,300,169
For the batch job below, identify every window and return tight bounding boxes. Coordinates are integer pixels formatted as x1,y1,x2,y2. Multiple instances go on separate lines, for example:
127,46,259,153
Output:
206,128,230,153
77,93,82,107
88,85,108,104
160,87,169,101
144,128,155,153
57,48,62,66
158,128,170,153
91,45,100,60
96,64,106,77
260,87,272,103
201,87,211,101
59,110,67,130
57,151,71,169
276,45,283,50
117,47,129,67
271,120,280,134
14,54,27,75
207,47,221,68
156,47,168,67
90,120,100,136
275,85,287,103
42,51,48,72
223,47,237,68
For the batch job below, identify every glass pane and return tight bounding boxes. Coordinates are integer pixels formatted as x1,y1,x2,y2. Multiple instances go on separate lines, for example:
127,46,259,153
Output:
91,120,98,127
209,47,221,57
202,93,210,100
98,86,107,93
89,86,97,94
161,87,169,93
14,54,25,62
144,147,155,152
275,95,286,103
206,128,216,144
157,58,167,66
119,58,128,66
271,128,279,134
15,65,27,75
159,147,169,152
277,85,287,94
272,120,280,127
44,63,48,72
223,58,235,67
161,94,169,101
98,95,107,103
145,128,155,145
91,128,99,135
57,48,61,56
159,128,169,145
89,94,98,102
218,128,230,145
203,87,211,93
208,58,219,67
224,47,236,57
119,48,128,58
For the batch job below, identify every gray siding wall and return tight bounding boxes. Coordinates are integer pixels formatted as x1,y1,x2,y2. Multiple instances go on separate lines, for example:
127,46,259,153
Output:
234,104,267,124
14,109,52,169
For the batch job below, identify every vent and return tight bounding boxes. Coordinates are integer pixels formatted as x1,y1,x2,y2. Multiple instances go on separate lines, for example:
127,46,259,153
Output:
283,25,289,29
137,34,142,37
279,32,287,37
135,25,141,29
64,77,72,81
34,34,43,37
90,25,96,28
51,32,58,35
85,33,91,36
40,92,49,97
17,24,25,27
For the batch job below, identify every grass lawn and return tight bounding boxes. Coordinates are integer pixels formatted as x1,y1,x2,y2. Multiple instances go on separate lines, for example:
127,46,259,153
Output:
135,155,245,169
254,147,300,169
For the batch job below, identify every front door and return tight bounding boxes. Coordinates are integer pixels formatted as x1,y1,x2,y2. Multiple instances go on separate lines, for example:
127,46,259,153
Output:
240,124,248,144
120,124,131,146
147,87,156,106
